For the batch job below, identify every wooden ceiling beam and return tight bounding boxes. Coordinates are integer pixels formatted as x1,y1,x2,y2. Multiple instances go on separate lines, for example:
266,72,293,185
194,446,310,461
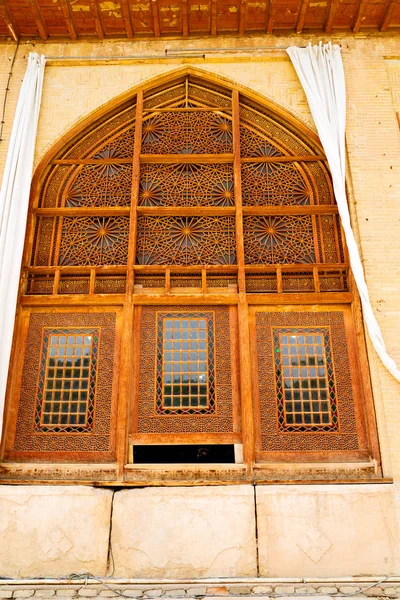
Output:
0,0,18,41
380,0,395,31
60,0,77,40
266,0,276,33
239,0,247,34
211,0,217,35
181,0,189,36
151,0,160,36
325,0,339,32
296,0,309,33
120,0,134,37
30,0,48,40
89,0,104,38
353,0,366,32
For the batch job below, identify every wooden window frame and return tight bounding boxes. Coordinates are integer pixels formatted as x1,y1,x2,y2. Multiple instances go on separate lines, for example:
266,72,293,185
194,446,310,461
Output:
0,71,382,485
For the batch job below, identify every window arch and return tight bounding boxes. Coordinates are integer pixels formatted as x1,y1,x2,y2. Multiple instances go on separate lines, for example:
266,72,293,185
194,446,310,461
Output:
28,73,345,295
2,72,379,482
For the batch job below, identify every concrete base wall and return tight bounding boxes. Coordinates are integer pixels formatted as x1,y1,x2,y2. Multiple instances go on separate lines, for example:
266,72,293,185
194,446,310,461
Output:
1,484,400,579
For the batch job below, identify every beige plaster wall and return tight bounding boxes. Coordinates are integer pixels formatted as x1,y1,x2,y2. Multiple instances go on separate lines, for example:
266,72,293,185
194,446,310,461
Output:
0,33,399,477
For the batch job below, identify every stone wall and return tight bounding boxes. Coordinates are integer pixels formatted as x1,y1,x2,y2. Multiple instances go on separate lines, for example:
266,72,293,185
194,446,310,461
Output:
1,484,400,579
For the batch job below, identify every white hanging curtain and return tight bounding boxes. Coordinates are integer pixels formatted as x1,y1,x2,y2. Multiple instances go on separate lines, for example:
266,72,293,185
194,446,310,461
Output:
0,52,46,441
287,42,400,382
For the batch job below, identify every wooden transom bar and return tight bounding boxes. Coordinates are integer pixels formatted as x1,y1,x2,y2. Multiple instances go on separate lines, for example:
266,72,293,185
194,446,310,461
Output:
0,73,381,485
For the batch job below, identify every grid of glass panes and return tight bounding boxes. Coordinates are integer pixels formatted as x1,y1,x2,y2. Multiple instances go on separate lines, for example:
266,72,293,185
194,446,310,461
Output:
163,317,208,408
280,331,331,426
41,333,92,426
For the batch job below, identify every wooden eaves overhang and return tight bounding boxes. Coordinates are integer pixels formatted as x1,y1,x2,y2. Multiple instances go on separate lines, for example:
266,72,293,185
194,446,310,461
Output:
0,0,399,42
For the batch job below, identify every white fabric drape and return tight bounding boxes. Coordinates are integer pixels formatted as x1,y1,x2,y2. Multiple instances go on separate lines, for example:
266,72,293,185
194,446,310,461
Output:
0,52,46,440
287,42,400,382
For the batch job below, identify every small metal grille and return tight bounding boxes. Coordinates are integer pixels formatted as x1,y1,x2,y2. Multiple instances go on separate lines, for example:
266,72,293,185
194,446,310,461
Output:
34,329,99,433
156,312,216,415
273,327,339,433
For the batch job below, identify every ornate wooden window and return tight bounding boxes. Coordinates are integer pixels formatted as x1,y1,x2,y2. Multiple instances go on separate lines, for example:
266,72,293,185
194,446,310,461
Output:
157,313,214,415
0,72,380,483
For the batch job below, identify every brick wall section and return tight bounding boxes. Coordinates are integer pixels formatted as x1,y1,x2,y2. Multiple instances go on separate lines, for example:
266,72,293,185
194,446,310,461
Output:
0,34,399,476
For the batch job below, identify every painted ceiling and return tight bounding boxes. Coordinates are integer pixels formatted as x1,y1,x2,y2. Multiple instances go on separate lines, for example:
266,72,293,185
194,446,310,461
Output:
0,0,398,41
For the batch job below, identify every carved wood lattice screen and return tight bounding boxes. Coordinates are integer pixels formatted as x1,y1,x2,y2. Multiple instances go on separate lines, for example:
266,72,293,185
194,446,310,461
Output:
27,75,347,296
4,74,372,474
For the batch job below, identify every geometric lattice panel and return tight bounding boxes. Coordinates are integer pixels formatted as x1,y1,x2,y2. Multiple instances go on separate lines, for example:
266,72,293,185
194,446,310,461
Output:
255,310,359,453
12,312,116,457
64,164,133,207
137,306,234,435
141,112,233,154
139,163,234,207
136,216,236,266
243,215,316,264
241,162,311,206
59,217,130,266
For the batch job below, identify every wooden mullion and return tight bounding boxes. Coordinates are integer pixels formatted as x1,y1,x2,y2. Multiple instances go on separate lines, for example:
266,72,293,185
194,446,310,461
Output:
143,107,233,113
311,214,322,263
313,265,320,293
165,268,171,293
201,269,207,294
137,207,235,217
128,90,144,291
141,154,234,164
232,89,255,476
52,158,133,165
245,263,348,272
276,265,283,293
28,265,127,273
241,155,326,163
52,269,60,295
35,207,131,217
89,268,96,294
316,214,326,264
115,92,143,478
243,205,338,216
134,264,238,273
232,93,245,294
